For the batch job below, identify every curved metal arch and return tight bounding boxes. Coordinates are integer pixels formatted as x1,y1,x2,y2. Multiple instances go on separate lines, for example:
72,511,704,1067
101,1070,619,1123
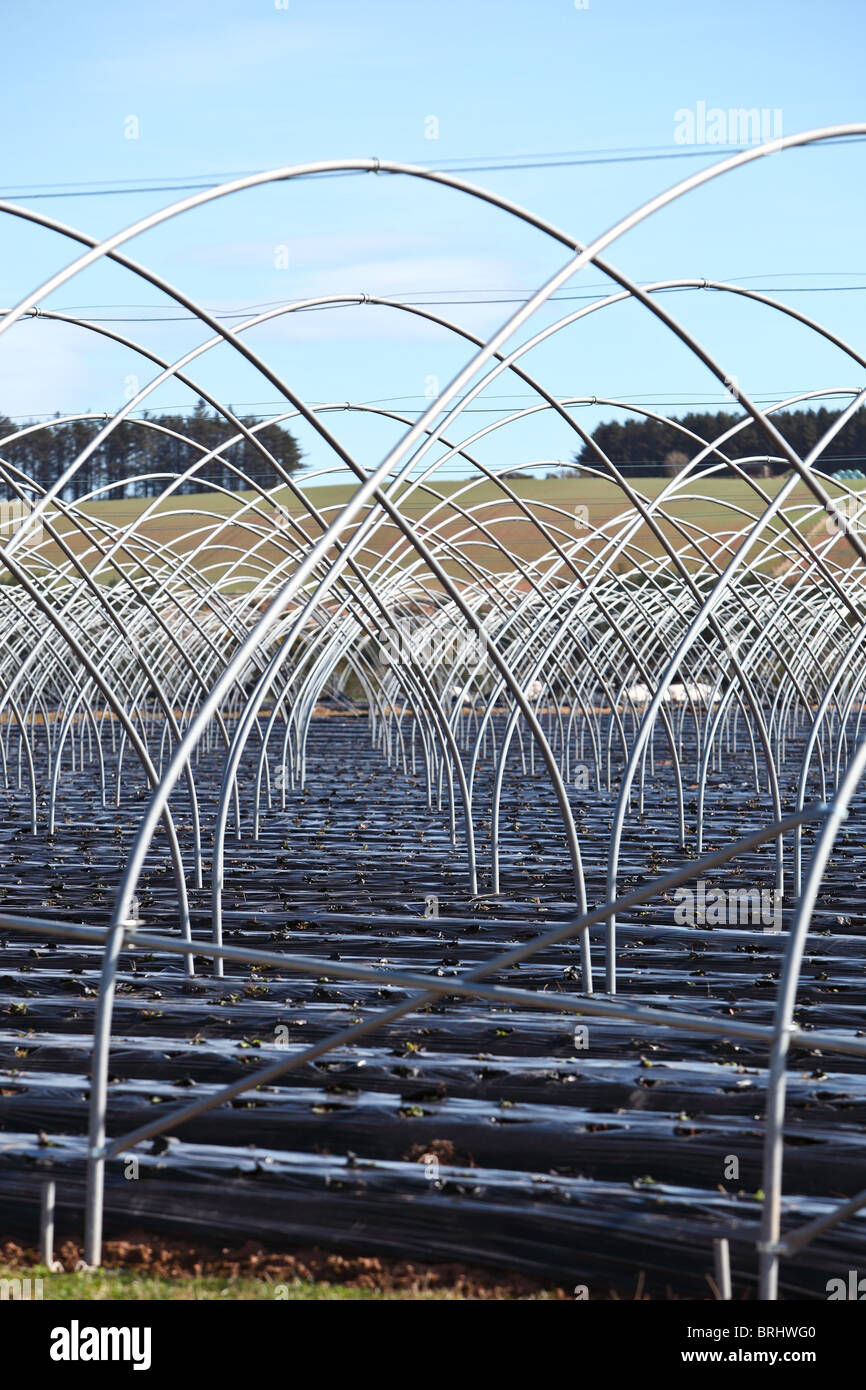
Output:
0,128,863,1298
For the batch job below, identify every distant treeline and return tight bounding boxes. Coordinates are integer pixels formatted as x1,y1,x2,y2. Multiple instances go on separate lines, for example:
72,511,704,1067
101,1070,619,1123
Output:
573,406,866,477
0,402,303,500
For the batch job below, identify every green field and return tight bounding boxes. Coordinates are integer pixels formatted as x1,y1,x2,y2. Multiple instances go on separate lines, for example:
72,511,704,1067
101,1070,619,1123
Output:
30,471,863,588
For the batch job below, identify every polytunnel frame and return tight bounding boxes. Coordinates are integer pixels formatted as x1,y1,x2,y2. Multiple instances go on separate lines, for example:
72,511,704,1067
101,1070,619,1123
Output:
0,125,863,1296
0,388,846,880
5,283,863,897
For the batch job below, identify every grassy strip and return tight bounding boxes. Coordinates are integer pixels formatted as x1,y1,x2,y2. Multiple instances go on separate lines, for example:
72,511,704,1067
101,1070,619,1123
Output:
0,1264,560,1301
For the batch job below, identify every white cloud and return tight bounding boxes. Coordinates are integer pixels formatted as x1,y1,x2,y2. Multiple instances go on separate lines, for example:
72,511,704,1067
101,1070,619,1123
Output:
0,319,141,419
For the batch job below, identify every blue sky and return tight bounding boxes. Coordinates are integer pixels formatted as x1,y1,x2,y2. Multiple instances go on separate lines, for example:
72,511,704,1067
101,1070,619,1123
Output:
0,0,864,477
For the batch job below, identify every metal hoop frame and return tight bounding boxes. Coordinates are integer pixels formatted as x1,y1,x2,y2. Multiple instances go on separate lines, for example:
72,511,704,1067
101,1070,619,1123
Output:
0,126,864,1297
